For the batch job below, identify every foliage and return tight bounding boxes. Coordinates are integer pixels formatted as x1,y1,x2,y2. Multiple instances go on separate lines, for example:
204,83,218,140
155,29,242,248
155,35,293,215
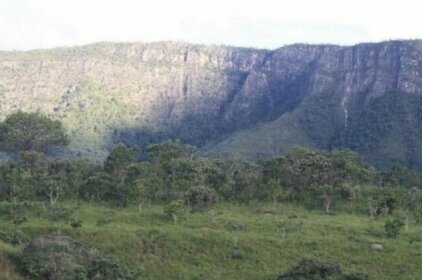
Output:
2,229,27,246
0,135,420,220
403,187,422,222
163,199,185,223
19,235,92,279
385,218,405,239
261,147,375,214
87,255,136,280
146,140,199,164
0,113,422,279
104,143,138,177
213,90,422,170
185,185,218,212
70,219,82,230
345,92,422,169
278,258,368,280
19,235,136,280
0,111,69,153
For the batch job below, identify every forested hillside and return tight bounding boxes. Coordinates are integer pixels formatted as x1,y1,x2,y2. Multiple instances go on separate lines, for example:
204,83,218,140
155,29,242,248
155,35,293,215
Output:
1,40,421,168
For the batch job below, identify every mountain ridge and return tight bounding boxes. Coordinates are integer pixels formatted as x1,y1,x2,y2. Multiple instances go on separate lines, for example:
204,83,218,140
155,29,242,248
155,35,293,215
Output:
2,38,419,53
0,39,421,168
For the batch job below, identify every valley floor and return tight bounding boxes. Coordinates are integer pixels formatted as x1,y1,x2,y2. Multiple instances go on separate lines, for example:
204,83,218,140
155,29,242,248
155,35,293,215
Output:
1,202,422,279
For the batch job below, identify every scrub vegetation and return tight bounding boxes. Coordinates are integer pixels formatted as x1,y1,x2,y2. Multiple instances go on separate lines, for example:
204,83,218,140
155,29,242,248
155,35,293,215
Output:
1,112,422,279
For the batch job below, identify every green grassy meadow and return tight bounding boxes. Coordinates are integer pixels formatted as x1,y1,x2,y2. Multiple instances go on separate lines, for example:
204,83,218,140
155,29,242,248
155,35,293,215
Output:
1,202,421,279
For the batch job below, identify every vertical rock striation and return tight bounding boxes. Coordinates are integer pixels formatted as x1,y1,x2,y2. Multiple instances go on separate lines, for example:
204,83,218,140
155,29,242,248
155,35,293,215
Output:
0,40,421,168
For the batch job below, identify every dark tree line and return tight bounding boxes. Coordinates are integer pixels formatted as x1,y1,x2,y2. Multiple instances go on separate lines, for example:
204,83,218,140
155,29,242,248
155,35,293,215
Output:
1,112,422,219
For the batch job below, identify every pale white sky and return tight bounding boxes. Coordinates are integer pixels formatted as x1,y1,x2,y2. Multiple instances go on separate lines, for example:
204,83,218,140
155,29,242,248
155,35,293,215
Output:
0,0,421,50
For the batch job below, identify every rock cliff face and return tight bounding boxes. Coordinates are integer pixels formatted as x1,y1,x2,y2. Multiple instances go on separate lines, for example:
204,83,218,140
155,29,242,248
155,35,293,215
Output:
210,40,422,169
0,40,421,168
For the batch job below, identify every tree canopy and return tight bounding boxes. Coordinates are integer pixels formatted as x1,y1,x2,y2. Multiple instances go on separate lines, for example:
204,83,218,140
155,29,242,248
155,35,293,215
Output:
0,111,69,153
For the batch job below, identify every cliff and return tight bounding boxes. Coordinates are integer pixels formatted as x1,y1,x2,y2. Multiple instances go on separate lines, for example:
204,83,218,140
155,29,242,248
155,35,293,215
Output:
0,40,421,168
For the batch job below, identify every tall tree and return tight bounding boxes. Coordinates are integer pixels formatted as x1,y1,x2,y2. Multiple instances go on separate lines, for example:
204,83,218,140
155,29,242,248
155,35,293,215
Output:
103,143,140,206
0,112,69,153
104,143,138,178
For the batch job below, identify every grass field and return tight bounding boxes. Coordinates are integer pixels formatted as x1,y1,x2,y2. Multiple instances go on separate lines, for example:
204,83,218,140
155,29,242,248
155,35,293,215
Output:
1,202,422,279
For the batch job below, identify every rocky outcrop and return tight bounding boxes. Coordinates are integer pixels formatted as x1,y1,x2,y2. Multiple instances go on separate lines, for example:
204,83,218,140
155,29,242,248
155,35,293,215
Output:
209,40,422,168
0,40,421,168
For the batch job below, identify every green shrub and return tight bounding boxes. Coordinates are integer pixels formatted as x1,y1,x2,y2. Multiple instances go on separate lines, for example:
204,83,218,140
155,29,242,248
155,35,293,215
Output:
278,258,368,280
19,234,138,280
184,185,217,213
163,199,185,223
385,218,405,239
87,255,135,280
6,229,28,245
231,249,244,260
70,219,82,230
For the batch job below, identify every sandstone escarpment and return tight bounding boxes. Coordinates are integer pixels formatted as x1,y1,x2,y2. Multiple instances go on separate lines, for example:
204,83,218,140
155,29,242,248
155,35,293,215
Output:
0,40,421,168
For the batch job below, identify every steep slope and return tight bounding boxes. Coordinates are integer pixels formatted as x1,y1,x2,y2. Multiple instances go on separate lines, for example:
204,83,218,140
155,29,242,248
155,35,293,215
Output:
0,42,271,159
0,40,421,168
209,41,422,169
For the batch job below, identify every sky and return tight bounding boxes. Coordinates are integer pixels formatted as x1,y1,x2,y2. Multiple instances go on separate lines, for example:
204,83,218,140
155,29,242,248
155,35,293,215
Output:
0,0,421,51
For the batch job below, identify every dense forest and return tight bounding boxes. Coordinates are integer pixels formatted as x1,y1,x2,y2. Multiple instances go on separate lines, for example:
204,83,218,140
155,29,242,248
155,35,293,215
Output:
1,112,422,279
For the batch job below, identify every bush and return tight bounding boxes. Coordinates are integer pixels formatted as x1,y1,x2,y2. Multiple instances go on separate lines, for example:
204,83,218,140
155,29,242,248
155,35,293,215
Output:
278,258,367,280
231,249,244,260
70,219,82,230
163,199,185,223
19,235,137,280
2,229,27,245
385,218,405,239
184,185,217,213
87,255,135,280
